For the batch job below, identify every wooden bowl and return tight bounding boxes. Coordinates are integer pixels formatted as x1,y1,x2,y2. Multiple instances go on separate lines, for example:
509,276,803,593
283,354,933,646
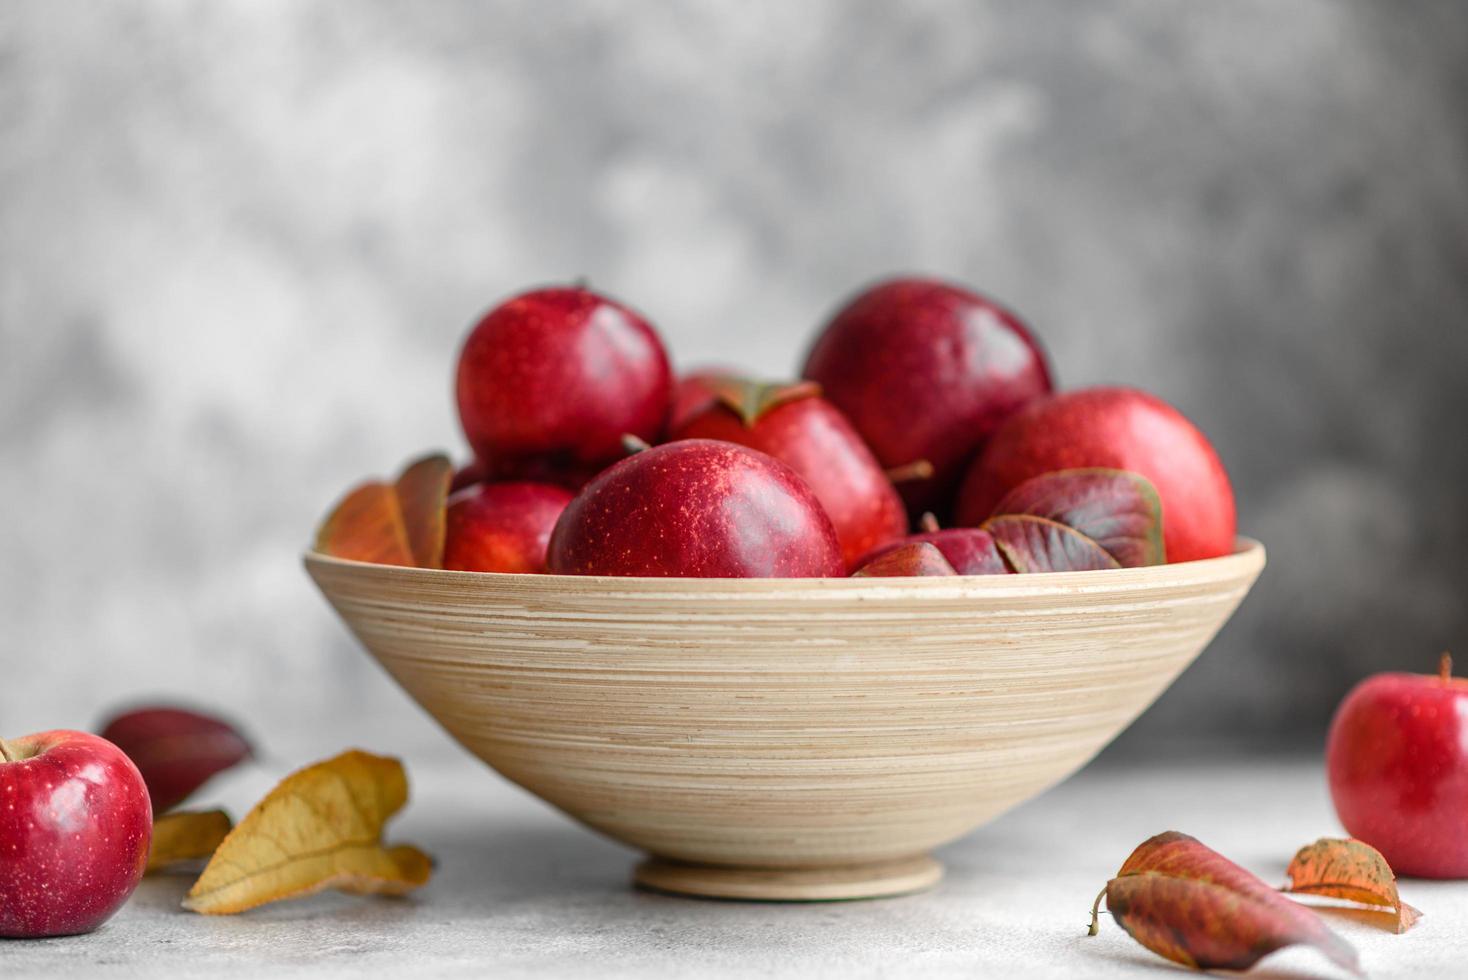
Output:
306,539,1264,901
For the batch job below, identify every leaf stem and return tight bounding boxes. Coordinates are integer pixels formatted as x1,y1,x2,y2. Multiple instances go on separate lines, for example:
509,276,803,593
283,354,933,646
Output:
1088,885,1109,936
1441,652,1453,683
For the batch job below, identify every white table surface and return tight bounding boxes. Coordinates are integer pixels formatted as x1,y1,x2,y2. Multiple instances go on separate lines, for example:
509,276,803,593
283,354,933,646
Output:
3,748,1458,979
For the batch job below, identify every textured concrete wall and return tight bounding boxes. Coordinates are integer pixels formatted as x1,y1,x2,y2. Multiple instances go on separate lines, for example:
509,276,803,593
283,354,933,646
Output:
3,1,1465,758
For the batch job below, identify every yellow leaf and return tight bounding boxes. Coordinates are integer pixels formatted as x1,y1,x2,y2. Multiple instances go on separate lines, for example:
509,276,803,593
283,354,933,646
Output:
147,809,233,874
182,750,432,915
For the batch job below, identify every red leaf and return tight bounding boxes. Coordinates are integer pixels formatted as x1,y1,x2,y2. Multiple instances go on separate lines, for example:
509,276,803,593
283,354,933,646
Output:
1284,837,1422,934
99,707,252,813
990,468,1164,567
852,541,958,577
982,515,1120,573
1091,832,1361,975
394,454,453,569
314,453,452,568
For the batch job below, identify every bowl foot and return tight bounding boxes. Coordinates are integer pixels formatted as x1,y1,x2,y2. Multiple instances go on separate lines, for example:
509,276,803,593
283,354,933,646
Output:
633,855,942,902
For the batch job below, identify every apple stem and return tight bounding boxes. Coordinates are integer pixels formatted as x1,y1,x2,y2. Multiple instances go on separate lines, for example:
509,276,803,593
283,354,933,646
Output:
919,512,942,534
1087,886,1108,936
620,434,652,456
885,459,935,485
0,738,16,763
1441,652,1453,683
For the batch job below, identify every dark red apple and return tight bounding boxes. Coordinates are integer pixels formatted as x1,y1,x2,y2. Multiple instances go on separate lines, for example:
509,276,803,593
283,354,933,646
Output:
443,481,574,573
456,286,673,487
1,730,152,938
547,439,844,578
852,541,958,577
669,378,906,569
957,386,1236,563
1327,655,1468,878
858,526,1009,575
802,277,1053,517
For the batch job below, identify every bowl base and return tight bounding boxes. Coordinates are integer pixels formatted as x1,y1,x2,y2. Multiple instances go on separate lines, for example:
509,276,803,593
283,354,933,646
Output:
633,855,942,902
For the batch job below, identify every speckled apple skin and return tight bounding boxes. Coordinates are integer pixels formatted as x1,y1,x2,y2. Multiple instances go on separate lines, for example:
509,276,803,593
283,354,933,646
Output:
1,730,152,938
802,278,1053,518
670,393,906,570
444,482,574,574
856,527,1010,576
1327,672,1468,878
456,287,673,484
547,440,844,578
957,386,1236,564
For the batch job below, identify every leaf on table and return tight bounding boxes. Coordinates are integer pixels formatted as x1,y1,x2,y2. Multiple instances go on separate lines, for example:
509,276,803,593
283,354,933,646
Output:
1089,831,1361,976
314,453,452,568
981,514,1121,573
852,541,958,577
147,809,233,874
182,749,432,915
1284,837,1422,933
99,705,253,813
990,468,1165,567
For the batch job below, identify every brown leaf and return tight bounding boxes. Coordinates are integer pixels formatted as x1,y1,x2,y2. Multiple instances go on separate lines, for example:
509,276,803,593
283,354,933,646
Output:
982,514,1121,573
1090,831,1361,975
99,706,252,813
990,468,1165,567
1284,837,1422,934
314,453,452,568
395,454,453,568
147,809,233,874
182,750,432,915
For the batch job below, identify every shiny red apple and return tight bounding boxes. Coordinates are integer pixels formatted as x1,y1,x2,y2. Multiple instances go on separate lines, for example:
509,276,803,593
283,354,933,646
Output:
669,367,736,431
1,730,152,938
669,378,906,569
957,386,1236,563
456,286,673,487
802,277,1053,517
443,481,574,573
547,439,844,578
1327,654,1468,878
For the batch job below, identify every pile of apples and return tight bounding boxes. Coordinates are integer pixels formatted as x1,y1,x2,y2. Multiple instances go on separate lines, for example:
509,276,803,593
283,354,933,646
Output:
433,276,1236,577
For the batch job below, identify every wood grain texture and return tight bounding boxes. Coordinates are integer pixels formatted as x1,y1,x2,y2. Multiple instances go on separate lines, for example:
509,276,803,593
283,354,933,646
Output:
306,539,1264,898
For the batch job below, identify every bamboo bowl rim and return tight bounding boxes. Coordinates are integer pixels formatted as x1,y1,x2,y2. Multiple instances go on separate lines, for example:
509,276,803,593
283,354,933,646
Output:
302,536,1264,597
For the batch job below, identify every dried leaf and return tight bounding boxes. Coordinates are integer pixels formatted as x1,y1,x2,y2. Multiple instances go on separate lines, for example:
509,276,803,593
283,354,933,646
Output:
395,454,453,568
990,468,1165,567
182,750,431,915
99,706,252,813
1090,832,1360,975
315,453,453,568
983,514,1121,573
852,541,958,577
147,809,233,874
1284,837,1422,933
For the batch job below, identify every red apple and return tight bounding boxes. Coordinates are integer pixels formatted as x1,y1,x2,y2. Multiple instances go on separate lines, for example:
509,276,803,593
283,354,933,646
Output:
957,386,1236,563
669,378,906,569
1,730,152,938
669,367,737,431
547,439,844,578
858,526,1009,576
1327,655,1468,878
456,286,673,486
802,277,1053,517
852,542,958,577
443,482,574,573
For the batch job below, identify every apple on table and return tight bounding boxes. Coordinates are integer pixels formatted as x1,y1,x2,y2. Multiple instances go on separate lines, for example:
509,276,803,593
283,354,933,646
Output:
1,730,152,938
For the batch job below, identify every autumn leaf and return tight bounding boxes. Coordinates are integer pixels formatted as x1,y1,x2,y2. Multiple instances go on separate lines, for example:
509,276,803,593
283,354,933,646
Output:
852,541,958,577
147,809,233,874
182,750,432,915
990,468,1165,567
982,514,1121,573
1090,831,1361,975
99,706,252,813
1284,837,1422,934
314,453,452,568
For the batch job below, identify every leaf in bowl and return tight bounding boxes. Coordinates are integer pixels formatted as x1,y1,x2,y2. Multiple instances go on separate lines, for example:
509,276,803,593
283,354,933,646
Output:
852,541,958,577
982,515,1120,573
316,453,452,568
99,706,252,813
182,749,432,915
990,468,1164,568
1284,837,1422,933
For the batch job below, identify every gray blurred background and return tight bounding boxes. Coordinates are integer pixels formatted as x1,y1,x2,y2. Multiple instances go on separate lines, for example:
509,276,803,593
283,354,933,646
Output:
3,1,1465,762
